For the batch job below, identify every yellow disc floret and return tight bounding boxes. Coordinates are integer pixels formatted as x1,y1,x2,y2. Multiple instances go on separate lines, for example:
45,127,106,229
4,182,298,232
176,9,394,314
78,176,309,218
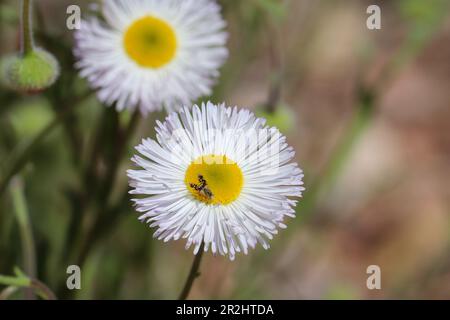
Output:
124,16,177,68
185,155,244,205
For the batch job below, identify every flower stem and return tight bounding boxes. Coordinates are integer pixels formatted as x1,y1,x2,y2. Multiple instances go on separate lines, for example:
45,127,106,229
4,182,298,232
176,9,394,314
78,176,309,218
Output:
298,86,376,220
264,19,283,114
0,116,60,198
0,275,31,288
76,110,141,266
21,0,34,54
10,177,37,298
0,274,56,300
179,243,205,300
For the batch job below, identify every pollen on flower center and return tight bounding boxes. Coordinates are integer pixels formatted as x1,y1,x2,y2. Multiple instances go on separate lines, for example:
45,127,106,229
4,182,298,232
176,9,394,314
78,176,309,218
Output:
185,155,244,205
123,16,177,68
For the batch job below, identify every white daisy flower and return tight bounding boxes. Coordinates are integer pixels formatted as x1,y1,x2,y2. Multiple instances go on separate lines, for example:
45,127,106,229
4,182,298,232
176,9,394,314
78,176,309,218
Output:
128,102,305,260
74,0,228,115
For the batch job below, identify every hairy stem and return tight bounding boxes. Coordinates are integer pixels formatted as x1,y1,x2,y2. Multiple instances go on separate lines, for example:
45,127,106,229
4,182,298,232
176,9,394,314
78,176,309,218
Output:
179,243,205,300
21,0,34,54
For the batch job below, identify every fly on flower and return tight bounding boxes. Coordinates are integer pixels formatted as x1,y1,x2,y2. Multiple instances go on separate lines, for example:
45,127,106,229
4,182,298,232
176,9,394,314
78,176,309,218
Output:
74,0,228,115
128,102,305,260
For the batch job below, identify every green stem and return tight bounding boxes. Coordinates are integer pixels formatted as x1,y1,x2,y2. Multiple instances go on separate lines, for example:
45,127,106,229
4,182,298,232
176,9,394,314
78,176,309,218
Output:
179,243,205,300
58,109,142,299
0,274,56,300
264,18,283,114
10,178,36,285
0,275,31,287
0,116,59,198
297,86,376,220
0,93,90,199
21,0,34,54
76,110,141,267
249,86,376,270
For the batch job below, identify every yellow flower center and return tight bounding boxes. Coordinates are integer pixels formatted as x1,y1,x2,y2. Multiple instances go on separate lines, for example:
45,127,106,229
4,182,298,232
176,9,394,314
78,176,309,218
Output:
185,155,244,205
123,16,177,68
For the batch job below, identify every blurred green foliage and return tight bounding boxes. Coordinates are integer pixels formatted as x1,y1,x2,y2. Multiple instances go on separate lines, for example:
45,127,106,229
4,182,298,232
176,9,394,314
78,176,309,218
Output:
0,3,18,24
399,0,449,26
398,0,450,44
10,98,53,138
1,0,450,300
255,104,296,134
255,0,287,22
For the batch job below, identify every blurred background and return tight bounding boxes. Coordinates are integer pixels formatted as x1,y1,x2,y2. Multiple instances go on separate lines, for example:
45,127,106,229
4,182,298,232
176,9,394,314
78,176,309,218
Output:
0,0,450,299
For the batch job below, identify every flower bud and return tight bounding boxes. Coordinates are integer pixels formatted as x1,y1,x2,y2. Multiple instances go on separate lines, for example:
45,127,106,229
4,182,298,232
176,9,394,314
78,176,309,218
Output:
1,48,60,93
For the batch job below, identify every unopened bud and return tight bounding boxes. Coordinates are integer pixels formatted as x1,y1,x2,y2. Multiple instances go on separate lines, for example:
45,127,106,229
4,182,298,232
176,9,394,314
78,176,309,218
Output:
1,48,60,93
